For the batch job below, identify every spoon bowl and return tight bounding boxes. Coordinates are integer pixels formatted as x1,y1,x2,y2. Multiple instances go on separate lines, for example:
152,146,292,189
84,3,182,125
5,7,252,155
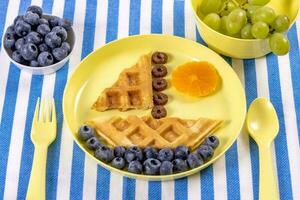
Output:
247,97,279,144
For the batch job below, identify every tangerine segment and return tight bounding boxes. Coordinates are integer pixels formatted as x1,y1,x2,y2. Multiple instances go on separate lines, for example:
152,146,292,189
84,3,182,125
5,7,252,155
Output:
171,61,220,97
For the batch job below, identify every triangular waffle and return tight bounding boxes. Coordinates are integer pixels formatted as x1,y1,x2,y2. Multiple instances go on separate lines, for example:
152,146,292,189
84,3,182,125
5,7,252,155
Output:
92,54,153,112
87,115,223,150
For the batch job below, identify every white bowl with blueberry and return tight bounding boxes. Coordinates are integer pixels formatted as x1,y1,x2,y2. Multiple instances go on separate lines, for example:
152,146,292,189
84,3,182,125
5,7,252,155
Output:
2,5,75,75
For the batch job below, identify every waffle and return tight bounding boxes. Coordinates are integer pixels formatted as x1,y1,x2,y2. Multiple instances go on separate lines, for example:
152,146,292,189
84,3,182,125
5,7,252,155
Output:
92,54,153,112
87,115,223,150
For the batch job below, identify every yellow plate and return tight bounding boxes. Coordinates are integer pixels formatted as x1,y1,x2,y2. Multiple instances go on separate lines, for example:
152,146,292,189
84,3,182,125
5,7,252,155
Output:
63,34,246,181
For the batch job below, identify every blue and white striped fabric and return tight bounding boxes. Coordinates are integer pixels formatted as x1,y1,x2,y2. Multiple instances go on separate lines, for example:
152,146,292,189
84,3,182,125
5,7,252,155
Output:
0,0,300,199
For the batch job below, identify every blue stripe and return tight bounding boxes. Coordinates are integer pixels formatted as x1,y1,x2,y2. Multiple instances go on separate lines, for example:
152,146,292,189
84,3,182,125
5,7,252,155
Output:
288,25,300,146
266,53,293,200
175,178,188,200
0,0,32,198
243,59,259,200
123,177,136,200
96,0,120,198
69,0,97,199
129,0,141,36
0,0,9,48
151,0,162,33
148,181,161,200
200,167,214,200
96,167,110,200
17,2,53,199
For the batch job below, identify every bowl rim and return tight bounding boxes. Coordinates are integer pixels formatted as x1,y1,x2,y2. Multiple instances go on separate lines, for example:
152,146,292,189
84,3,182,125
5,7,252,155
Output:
189,0,300,42
2,13,76,70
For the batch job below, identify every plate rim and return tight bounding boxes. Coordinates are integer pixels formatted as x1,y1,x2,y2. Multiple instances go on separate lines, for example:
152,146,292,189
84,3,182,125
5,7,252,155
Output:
63,34,247,181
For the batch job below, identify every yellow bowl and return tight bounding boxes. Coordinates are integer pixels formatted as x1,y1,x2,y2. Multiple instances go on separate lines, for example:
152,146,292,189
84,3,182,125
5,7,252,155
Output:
190,0,300,59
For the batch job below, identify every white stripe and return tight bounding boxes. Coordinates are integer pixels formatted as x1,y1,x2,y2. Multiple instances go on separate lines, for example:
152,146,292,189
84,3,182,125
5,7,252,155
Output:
3,72,32,200
117,0,130,39
135,179,149,200
0,0,21,127
2,1,43,199
56,0,87,199
93,0,108,48
139,0,151,34
109,173,123,200
162,0,173,35
232,59,253,200
213,155,227,200
161,181,175,200
184,0,196,41
188,173,201,200
277,54,300,200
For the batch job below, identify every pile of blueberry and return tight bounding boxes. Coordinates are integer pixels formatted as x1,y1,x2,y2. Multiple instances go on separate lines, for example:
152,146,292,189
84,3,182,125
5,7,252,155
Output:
3,5,72,67
78,124,220,175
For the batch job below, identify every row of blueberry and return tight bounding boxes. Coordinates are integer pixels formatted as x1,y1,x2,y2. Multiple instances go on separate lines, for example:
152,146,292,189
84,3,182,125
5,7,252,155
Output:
78,124,219,175
4,5,72,67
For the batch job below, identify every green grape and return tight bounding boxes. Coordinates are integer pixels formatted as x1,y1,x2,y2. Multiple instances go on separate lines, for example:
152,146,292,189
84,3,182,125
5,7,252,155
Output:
248,0,270,6
252,6,276,24
241,23,254,39
272,15,290,32
245,4,260,18
251,21,269,39
221,15,229,34
226,8,247,35
200,0,222,15
269,33,290,55
203,13,221,31
220,1,237,17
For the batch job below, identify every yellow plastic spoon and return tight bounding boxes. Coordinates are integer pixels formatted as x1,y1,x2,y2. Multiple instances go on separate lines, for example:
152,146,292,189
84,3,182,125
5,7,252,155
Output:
247,97,279,200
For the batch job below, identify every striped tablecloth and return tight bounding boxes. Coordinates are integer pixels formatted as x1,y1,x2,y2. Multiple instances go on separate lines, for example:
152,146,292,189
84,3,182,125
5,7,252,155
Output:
0,0,300,199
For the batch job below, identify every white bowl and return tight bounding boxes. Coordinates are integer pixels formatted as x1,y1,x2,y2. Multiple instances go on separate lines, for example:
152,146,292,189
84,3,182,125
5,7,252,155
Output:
2,14,75,75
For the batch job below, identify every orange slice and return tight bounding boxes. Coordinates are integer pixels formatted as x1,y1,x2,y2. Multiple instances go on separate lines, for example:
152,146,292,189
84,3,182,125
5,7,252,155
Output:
171,61,220,97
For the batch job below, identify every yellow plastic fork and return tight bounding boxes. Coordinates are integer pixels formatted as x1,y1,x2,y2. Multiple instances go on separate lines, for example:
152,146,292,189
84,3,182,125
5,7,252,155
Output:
26,98,57,200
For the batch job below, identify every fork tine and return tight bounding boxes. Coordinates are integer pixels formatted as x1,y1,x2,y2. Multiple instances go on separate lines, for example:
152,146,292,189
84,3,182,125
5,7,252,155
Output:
33,98,40,123
39,99,45,122
51,99,56,123
45,99,51,122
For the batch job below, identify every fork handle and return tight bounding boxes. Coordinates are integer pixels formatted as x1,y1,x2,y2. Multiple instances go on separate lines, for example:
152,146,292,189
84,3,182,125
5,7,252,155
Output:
258,143,279,200
26,145,48,200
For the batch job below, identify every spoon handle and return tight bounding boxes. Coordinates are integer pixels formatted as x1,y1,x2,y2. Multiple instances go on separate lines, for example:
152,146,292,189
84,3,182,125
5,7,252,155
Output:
258,144,279,200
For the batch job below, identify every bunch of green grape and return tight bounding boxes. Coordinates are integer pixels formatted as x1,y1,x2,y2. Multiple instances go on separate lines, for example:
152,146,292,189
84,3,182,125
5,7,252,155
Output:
198,0,290,55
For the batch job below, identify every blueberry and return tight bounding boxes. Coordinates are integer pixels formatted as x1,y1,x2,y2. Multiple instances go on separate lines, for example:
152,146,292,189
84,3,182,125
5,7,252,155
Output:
37,51,54,66
39,18,49,25
20,43,38,61
61,42,71,53
128,160,143,174
15,20,31,37
23,11,40,26
111,157,125,169
45,31,61,49
37,24,50,36
15,38,25,50
124,146,143,162
86,137,102,150
158,148,174,162
52,26,67,41
52,47,68,61
12,50,25,64
160,161,173,175
38,43,49,52
114,146,126,157
197,145,214,161
27,5,43,17
78,125,94,141
94,145,114,163
58,18,72,30
14,15,24,25
203,136,219,149
30,60,39,67
4,32,15,49
174,145,190,160
187,152,203,169
49,16,60,27
6,25,15,35
172,159,188,172
25,31,43,45
144,147,158,159
143,158,161,175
